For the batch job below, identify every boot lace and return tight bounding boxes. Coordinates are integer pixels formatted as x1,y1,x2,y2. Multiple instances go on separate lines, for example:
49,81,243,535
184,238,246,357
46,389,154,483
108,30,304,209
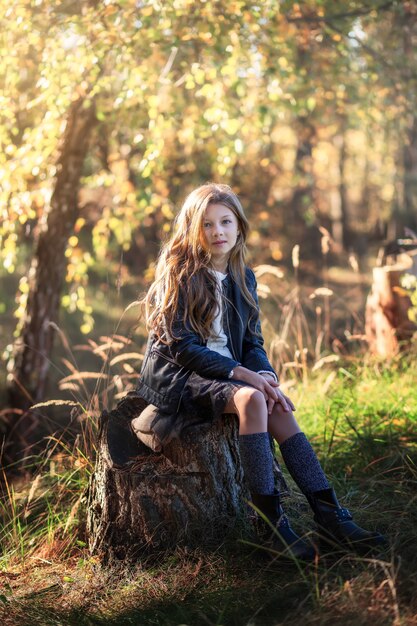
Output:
277,513,290,529
335,507,353,522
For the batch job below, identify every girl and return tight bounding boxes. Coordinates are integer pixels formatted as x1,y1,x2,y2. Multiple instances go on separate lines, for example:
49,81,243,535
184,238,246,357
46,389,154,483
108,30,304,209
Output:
137,183,386,560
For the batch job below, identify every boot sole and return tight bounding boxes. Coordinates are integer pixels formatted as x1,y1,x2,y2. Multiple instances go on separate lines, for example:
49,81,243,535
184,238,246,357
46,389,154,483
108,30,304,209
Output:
317,529,388,556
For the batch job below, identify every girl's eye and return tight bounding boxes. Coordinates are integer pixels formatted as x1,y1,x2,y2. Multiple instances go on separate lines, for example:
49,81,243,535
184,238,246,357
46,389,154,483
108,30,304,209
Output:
222,219,231,224
203,223,211,228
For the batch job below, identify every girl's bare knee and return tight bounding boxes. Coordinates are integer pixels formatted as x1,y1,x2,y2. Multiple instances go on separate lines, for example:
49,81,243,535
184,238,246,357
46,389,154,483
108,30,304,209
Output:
230,386,267,434
223,386,263,414
270,404,295,421
233,386,264,411
268,405,301,443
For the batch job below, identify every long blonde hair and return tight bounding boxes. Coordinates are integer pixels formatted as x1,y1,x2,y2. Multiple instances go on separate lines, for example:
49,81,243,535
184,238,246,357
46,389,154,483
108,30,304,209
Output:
145,183,258,341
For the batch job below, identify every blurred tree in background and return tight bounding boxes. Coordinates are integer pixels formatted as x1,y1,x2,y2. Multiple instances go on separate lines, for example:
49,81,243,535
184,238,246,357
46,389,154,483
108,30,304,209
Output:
1,0,417,453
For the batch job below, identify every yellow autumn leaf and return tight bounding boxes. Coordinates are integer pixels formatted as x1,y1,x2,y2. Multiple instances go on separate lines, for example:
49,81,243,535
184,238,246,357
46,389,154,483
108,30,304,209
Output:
221,118,240,136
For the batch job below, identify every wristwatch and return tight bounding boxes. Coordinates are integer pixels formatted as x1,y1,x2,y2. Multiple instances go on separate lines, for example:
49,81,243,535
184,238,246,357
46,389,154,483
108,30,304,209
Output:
228,369,234,379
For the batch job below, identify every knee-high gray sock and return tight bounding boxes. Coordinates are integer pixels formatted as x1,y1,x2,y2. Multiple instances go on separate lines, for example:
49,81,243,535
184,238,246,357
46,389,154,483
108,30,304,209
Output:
239,432,275,495
279,432,329,495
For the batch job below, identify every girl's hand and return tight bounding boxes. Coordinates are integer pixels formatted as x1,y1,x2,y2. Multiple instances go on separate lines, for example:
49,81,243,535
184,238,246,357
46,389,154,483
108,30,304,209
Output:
233,366,280,413
259,373,296,414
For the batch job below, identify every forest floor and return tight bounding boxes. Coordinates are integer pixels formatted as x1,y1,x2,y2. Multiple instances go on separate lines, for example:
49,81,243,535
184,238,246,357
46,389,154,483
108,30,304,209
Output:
1,355,417,625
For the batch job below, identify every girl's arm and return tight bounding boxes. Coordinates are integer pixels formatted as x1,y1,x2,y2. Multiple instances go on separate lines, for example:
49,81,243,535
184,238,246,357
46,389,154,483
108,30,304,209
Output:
241,269,278,380
170,331,239,379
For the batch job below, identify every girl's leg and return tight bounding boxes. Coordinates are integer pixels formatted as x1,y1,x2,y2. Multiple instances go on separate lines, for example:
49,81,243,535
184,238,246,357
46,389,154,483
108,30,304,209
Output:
224,387,275,495
267,403,386,550
267,404,330,495
266,403,302,445
224,388,328,499
224,386,268,434
223,387,317,560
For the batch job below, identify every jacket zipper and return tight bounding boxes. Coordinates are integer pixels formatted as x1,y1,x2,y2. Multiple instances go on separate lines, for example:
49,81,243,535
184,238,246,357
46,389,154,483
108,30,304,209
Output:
176,388,185,413
224,296,238,361
151,346,178,366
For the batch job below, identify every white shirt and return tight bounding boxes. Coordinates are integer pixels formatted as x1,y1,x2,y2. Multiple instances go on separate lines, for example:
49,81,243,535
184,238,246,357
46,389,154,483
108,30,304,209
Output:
207,269,278,383
206,270,234,359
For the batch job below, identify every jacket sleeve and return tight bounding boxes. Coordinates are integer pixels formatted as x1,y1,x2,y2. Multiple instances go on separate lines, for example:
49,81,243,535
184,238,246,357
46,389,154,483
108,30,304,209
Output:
168,289,240,379
241,269,278,379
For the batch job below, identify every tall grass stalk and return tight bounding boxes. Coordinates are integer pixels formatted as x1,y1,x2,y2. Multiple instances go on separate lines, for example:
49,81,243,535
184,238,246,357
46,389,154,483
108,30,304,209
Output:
1,270,416,624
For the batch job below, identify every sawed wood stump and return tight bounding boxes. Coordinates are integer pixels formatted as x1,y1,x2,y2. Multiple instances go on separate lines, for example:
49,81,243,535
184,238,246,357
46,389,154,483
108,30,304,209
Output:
86,393,251,562
365,262,417,357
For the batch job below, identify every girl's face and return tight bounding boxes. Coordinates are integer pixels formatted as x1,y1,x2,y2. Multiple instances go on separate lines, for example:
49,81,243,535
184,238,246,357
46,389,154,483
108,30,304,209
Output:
202,203,240,272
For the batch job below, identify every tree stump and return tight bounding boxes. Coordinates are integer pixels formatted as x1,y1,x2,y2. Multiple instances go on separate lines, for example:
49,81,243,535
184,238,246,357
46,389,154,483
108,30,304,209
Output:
365,263,417,357
86,393,251,562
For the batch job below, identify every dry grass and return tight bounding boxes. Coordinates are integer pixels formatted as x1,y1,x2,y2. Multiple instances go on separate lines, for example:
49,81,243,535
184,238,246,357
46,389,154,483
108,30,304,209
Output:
1,260,417,624
1,354,417,624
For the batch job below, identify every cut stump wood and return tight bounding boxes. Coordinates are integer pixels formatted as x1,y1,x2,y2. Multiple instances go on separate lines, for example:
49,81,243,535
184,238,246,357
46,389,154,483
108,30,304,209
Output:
365,264,417,357
86,393,252,562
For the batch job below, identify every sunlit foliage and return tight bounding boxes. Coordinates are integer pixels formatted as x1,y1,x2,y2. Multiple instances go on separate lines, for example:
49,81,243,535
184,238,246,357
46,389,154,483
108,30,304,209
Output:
1,0,416,340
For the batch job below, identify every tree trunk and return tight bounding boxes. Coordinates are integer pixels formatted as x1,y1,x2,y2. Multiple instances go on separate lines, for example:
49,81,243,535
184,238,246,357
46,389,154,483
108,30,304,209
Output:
402,114,417,235
291,115,316,230
7,97,96,454
399,9,417,235
86,394,252,562
365,262,417,357
337,129,350,251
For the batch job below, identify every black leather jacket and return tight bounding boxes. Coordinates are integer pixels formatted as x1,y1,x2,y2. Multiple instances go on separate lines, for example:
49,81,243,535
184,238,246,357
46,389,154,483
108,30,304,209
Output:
136,267,277,414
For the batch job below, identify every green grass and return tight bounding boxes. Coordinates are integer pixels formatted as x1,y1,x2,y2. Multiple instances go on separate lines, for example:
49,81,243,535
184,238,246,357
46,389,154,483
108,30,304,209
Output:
1,356,417,625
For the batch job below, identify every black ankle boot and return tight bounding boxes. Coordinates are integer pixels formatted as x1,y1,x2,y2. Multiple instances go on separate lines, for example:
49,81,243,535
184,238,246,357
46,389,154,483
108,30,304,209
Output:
251,492,317,562
307,488,387,553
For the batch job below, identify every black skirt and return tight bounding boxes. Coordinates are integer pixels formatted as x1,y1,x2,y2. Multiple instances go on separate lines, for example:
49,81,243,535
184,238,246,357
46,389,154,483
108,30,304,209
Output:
151,373,248,446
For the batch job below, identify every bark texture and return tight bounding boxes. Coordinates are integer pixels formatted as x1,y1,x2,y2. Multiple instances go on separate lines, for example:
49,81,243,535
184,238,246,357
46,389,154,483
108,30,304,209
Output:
7,97,96,456
291,115,316,229
86,394,251,562
402,115,417,234
365,264,416,357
